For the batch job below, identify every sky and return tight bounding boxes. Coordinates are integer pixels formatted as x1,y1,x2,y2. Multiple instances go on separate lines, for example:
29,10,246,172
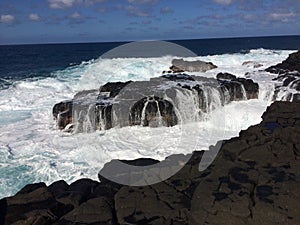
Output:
0,0,300,45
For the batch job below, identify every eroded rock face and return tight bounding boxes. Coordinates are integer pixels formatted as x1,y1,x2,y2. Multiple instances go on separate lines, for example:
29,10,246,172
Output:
266,50,300,74
1,101,300,225
272,73,300,101
53,100,73,130
53,73,259,132
129,96,178,127
217,72,259,100
265,50,300,101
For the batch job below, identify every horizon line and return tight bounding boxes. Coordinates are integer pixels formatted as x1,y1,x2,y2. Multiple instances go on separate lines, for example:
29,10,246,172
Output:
1,34,300,47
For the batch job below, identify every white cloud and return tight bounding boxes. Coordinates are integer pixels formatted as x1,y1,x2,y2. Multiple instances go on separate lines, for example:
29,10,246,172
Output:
70,12,82,19
48,0,76,9
127,0,158,4
213,0,233,5
268,12,296,22
48,0,106,8
29,13,40,21
125,5,149,17
0,14,15,23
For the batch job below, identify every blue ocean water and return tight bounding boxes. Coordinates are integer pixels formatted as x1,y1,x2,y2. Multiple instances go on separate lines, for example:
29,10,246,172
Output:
1,35,299,89
0,35,299,199
0,42,122,89
172,35,300,55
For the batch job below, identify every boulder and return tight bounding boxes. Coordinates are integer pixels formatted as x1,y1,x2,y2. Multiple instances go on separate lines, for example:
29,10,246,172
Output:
170,58,217,73
169,65,184,73
59,197,115,225
54,179,98,207
2,183,73,225
242,61,263,68
216,72,237,80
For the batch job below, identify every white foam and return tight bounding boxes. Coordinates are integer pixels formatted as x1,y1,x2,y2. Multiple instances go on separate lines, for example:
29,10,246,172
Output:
0,49,296,198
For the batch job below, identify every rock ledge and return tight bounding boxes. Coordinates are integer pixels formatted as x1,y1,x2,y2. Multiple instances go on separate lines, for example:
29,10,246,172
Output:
1,101,300,225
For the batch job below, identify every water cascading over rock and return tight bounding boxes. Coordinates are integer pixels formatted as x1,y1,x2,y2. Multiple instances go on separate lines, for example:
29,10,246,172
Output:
266,50,300,101
129,96,177,127
53,73,259,133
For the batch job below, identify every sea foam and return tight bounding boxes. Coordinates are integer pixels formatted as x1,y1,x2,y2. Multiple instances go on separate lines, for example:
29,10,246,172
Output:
0,49,296,198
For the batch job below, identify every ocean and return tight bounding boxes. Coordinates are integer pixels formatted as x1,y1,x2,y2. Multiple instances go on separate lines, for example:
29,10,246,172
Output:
0,35,299,198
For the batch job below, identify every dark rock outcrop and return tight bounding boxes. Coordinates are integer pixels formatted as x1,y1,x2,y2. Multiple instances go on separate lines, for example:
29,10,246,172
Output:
53,73,259,132
266,51,300,74
1,182,73,225
99,81,132,98
129,96,178,127
216,72,237,81
217,72,259,99
168,65,184,73
162,73,195,81
170,58,217,73
52,100,73,130
242,61,263,68
265,50,300,101
2,101,300,224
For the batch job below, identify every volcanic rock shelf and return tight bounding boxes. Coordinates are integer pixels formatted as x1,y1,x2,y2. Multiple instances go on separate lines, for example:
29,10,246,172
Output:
266,50,300,101
53,73,259,133
1,101,300,225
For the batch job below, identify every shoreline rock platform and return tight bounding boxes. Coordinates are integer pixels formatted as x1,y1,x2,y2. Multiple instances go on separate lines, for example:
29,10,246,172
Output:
1,51,300,225
53,73,258,133
266,50,300,101
1,100,300,225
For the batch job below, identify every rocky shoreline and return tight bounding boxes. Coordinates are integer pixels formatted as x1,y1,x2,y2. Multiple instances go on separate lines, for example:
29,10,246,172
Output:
266,51,300,101
1,51,300,225
1,100,300,225
53,72,259,133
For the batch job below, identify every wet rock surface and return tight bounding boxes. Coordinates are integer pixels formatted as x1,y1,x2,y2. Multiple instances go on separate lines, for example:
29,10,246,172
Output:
1,101,300,225
53,73,259,132
242,61,263,68
266,50,300,101
266,51,300,74
163,59,217,74
129,95,178,127
52,100,73,130
216,72,259,100
272,73,300,102
170,59,217,73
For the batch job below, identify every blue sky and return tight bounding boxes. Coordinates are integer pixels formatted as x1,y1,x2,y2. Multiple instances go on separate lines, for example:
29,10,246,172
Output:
0,0,300,44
